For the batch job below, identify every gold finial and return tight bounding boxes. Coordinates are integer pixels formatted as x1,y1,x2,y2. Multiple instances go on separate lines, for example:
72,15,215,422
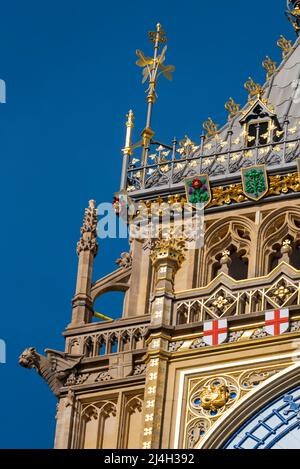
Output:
149,23,167,44
136,24,174,152
244,77,264,101
203,117,219,137
225,97,240,121
123,109,135,156
277,35,293,59
262,56,277,80
126,109,134,128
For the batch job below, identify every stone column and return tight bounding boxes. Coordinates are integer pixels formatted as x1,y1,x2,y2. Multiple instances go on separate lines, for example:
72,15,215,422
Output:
141,236,186,449
69,200,98,327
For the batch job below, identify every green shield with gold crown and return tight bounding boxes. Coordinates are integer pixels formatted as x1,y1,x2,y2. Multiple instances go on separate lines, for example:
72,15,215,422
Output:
185,174,211,208
241,164,268,201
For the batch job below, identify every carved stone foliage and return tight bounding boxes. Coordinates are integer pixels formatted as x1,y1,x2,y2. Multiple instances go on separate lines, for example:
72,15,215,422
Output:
184,367,282,448
18,347,84,397
65,372,88,386
133,363,147,375
186,419,210,449
116,252,132,269
95,371,112,382
239,370,277,390
77,200,99,257
168,341,184,352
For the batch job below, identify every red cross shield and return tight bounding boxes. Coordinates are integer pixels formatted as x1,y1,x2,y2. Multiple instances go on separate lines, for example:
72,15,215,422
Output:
203,319,228,346
265,309,289,336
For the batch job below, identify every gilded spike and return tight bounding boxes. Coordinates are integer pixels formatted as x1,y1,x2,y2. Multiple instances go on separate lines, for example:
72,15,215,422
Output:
262,56,277,80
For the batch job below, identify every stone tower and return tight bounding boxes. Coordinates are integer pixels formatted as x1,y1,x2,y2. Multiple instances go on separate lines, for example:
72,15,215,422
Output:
20,6,300,449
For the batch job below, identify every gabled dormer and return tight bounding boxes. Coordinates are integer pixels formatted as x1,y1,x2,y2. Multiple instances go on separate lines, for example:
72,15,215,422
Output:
239,99,283,148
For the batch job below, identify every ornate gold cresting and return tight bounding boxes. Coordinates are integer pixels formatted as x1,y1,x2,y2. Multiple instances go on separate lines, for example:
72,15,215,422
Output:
244,77,264,101
225,97,240,121
136,23,175,152
203,117,219,137
135,172,300,212
262,56,277,80
277,35,293,59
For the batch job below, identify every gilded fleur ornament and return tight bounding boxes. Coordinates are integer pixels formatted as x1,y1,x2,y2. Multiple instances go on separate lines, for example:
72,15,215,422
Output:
225,97,240,121
277,35,293,59
262,56,277,80
212,295,229,311
244,77,264,101
274,285,291,301
203,117,219,137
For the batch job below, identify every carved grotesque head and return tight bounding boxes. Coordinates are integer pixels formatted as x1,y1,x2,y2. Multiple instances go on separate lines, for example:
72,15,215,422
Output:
19,347,40,370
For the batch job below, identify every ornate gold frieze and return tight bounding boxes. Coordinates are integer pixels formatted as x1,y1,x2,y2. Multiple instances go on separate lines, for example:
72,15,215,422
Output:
136,172,300,212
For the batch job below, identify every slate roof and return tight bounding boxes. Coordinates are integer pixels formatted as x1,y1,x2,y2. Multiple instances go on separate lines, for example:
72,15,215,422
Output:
127,36,300,194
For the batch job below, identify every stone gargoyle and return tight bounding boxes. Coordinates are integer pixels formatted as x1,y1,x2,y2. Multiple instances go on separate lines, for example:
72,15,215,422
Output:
19,347,84,397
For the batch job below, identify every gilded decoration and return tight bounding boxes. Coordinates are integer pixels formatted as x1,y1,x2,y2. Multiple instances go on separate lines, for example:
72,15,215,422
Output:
277,34,293,59
135,172,300,213
150,235,186,269
184,367,283,448
262,56,277,80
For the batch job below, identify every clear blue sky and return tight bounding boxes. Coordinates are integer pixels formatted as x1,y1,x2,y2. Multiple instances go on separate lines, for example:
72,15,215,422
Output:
0,0,292,448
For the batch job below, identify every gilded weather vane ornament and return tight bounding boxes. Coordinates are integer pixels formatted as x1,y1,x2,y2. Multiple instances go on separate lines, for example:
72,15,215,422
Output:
244,77,264,101
286,0,300,35
136,23,175,150
277,34,293,59
262,56,277,80
225,97,240,121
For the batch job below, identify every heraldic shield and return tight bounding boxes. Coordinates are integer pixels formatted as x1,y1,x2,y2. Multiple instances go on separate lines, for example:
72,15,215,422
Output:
185,174,211,208
241,164,268,201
